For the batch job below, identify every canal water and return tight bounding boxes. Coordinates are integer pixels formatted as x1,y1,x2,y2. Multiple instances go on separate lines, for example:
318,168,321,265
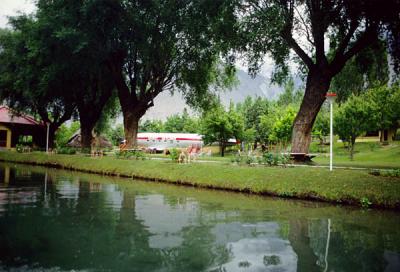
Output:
0,163,399,272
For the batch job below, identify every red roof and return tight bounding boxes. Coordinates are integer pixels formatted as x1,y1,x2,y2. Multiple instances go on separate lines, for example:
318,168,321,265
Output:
0,106,43,126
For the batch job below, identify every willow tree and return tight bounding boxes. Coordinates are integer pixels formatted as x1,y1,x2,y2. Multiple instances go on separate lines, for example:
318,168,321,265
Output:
0,17,76,148
107,0,235,147
236,0,400,153
35,0,118,149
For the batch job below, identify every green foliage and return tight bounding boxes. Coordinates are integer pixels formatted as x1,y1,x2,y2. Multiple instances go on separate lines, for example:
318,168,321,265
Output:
0,15,76,144
364,84,400,133
55,121,80,148
236,96,269,146
115,150,146,160
94,95,121,136
276,78,302,107
360,197,372,208
334,94,378,159
140,120,165,133
56,147,77,155
313,106,330,144
2,151,400,209
164,109,199,133
245,155,256,165
331,40,390,103
201,102,244,156
241,128,256,144
268,106,296,144
106,124,124,147
259,152,290,167
262,152,275,166
369,169,400,178
139,109,201,134
169,148,180,162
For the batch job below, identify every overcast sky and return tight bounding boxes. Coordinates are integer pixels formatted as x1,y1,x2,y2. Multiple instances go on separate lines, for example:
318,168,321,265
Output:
0,0,36,28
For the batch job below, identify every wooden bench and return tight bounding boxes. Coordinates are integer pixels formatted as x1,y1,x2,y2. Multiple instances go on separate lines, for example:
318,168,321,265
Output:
290,153,317,162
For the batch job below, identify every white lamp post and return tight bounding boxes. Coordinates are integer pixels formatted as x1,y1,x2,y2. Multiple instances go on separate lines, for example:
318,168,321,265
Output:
326,93,337,171
46,122,50,153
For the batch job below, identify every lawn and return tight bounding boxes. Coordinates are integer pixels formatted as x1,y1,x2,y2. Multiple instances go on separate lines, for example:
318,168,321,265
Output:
310,140,400,169
1,151,399,209
146,140,400,169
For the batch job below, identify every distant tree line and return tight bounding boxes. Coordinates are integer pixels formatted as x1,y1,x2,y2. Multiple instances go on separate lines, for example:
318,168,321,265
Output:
134,80,304,156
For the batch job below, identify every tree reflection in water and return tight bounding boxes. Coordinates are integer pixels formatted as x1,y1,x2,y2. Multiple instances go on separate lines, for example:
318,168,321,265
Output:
0,163,399,272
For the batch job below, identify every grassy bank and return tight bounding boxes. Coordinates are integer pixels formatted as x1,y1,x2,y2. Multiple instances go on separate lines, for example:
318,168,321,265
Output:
1,151,400,209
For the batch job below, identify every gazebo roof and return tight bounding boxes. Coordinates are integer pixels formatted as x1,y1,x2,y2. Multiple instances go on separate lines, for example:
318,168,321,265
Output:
0,106,43,126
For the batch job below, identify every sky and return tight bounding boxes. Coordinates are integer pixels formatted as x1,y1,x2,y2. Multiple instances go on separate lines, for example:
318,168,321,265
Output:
0,0,36,28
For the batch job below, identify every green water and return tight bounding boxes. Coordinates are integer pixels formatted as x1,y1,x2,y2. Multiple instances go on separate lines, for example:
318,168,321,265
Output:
0,163,399,272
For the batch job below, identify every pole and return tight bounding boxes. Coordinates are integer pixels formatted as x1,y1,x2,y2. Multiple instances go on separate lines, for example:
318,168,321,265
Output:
46,123,50,153
330,101,333,171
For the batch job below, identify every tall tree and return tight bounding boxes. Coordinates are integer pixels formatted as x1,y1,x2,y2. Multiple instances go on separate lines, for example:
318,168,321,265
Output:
36,0,118,149
201,103,244,156
237,96,269,149
234,0,400,153
365,84,400,141
334,93,378,159
0,17,76,147
106,0,235,147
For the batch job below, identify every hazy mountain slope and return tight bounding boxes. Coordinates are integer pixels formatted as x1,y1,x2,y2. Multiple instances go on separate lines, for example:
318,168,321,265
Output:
143,69,285,120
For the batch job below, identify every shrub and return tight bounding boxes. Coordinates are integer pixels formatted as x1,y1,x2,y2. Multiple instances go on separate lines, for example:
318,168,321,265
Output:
115,150,146,160
368,142,380,152
369,169,400,177
231,153,243,164
280,153,290,166
169,148,180,162
262,152,274,166
360,197,372,208
245,155,255,165
57,147,77,155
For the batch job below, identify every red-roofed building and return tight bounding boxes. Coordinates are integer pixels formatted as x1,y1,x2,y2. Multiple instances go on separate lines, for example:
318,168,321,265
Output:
0,106,45,149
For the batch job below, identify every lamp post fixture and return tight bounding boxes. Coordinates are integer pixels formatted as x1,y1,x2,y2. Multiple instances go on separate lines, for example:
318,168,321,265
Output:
326,92,337,171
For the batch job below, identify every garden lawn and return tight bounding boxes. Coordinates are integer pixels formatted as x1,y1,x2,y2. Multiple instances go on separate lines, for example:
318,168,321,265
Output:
0,151,399,209
311,141,400,169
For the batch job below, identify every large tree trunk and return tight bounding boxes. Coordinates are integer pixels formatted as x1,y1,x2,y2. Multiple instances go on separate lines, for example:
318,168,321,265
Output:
123,111,141,148
47,124,58,149
80,121,95,150
76,81,114,151
291,71,331,154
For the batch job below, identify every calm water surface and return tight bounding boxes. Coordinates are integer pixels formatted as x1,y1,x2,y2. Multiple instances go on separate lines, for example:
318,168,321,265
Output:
0,163,399,272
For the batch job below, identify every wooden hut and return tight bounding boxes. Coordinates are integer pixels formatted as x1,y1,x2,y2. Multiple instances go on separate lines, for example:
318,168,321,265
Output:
66,130,112,148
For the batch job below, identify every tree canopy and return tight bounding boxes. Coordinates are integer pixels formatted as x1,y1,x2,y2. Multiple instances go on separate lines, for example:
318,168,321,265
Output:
229,0,400,154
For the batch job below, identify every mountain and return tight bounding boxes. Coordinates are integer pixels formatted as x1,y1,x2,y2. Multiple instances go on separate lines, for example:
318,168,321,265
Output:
143,69,286,120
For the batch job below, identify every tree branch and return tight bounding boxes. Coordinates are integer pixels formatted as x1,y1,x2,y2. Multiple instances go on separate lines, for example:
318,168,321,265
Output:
334,20,359,60
282,31,314,68
330,24,377,76
294,5,314,46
